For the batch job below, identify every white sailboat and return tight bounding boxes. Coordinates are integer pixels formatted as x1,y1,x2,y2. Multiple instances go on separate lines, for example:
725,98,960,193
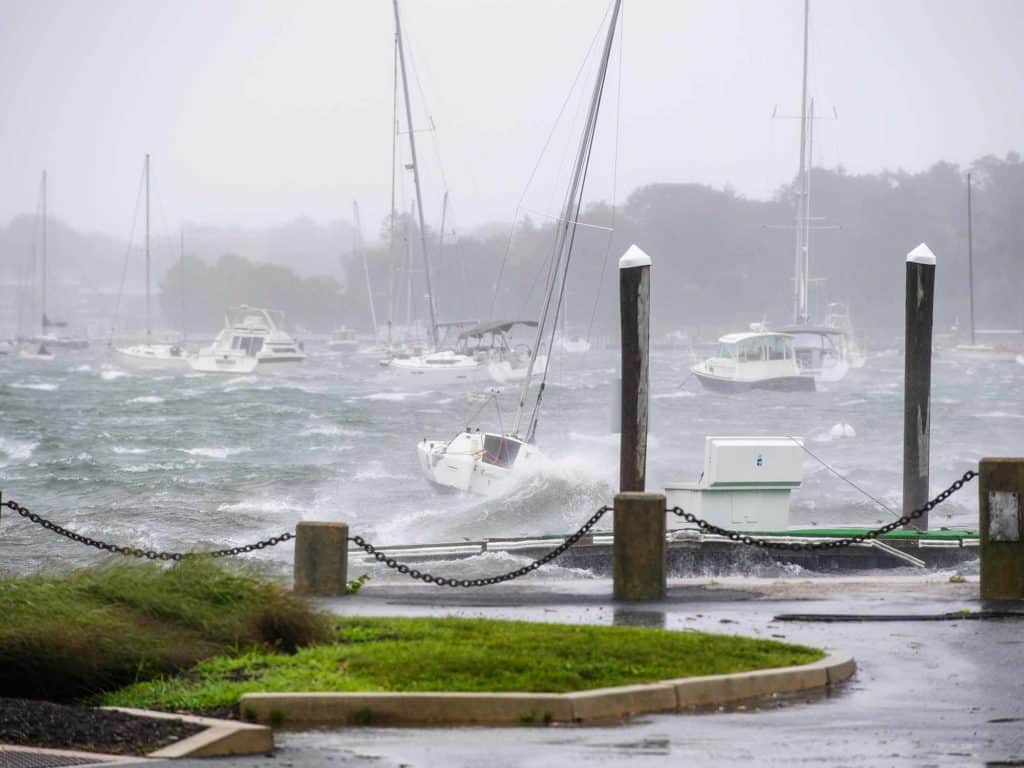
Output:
378,0,479,379
329,201,372,353
19,171,87,357
418,0,621,493
115,155,192,370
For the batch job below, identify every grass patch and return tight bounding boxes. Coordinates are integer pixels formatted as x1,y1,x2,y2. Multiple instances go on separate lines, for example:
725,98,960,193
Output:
0,561,331,702
102,616,824,711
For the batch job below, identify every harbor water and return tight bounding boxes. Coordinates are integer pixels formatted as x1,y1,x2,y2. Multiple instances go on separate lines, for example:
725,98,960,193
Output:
1,344,1020,577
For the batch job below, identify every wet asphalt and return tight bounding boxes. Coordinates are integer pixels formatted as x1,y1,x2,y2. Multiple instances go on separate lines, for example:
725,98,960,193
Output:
153,576,1024,768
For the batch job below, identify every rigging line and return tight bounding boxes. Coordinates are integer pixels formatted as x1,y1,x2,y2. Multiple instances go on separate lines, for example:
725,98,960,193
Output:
401,16,449,193
527,1,618,443
108,165,147,347
584,2,625,358
490,3,613,319
785,435,899,519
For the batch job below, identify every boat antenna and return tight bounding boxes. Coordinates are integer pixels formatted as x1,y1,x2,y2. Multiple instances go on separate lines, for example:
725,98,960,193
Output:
967,171,975,346
511,0,621,440
393,0,439,350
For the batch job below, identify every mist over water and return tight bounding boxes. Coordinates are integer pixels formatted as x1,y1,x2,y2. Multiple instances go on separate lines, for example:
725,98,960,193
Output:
1,344,1016,579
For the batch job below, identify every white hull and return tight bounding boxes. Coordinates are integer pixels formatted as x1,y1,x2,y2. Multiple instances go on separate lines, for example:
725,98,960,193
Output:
115,344,192,371
385,350,482,380
189,354,259,374
16,349,55,362
417,432,542,494
486,355,548,384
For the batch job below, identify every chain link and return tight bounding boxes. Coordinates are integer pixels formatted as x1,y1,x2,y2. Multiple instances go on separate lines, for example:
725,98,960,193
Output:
1,499,293,560
350,505,612,588
668,470,978,551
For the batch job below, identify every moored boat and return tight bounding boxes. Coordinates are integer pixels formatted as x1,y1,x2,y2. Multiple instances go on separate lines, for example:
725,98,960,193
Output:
692,332,815,393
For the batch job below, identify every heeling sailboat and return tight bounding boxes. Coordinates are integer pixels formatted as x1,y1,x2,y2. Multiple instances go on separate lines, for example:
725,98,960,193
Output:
115,154,191,370
380,0,480,380
417,0,621,494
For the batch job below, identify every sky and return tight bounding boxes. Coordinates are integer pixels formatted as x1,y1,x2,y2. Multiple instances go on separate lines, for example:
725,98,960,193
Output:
0,0,1021,244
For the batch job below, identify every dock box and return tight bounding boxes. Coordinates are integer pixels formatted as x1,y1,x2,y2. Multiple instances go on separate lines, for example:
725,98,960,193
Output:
664,436,803,531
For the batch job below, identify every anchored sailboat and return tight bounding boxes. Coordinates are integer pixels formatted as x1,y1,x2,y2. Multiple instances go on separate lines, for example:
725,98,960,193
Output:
417,0,621,493
115,155,192,370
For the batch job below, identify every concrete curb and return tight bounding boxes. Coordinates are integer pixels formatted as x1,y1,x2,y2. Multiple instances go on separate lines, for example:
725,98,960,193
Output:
104,707,274,758
239,652,855,726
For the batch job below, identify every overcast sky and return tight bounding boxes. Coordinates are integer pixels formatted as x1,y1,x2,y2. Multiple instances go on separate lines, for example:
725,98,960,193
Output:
1,0,1021,243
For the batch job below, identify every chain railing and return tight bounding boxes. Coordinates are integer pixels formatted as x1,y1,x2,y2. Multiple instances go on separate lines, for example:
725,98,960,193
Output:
1,498,293,561
669,470,978,551
349,505,612,587
2,469,977,575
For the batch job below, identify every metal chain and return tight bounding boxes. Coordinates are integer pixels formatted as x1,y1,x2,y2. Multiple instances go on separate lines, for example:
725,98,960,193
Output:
668,470,978,551
1,498,293,561
350,505,612,588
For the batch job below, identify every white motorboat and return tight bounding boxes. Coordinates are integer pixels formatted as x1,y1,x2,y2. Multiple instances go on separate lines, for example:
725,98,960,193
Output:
327,327,360,352
190,305,305,373
692,332,815,393
381,322,482,379
417,0,621,493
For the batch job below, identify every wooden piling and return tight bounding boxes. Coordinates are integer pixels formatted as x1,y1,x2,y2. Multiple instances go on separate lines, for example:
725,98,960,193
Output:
293,521,349,596
979,458,1024,601
613,492,667,601
903,243,936,529
619,245,651,493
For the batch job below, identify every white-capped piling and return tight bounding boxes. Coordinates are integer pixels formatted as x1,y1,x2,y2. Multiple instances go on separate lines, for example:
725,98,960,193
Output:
903,243,936,529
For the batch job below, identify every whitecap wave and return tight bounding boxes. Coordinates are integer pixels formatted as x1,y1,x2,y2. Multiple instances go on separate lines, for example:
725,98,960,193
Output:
112,446,150,455
652,390,696,400
100,368,130,381
360,391,426,402
182,446,252,459
10,380,59,391
300,424,365,438
0,436,39,464
976,411,1024,420
127,396,165,404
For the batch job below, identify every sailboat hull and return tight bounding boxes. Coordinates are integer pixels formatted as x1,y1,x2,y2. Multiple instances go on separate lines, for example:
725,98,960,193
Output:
115,344,192,370
418,432,541,494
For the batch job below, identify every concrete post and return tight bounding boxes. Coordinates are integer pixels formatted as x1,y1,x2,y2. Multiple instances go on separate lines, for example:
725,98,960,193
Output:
293,522,349,596
613,492,666,601
903,243,936,530
979,458,1024,601
619,244,651,493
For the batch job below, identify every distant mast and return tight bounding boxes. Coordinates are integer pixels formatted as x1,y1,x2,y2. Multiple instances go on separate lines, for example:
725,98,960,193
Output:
145,154,151,339
966,172,975,346
793,0,811,325
392,0,439,349
353,200,378,337
40,170,47,336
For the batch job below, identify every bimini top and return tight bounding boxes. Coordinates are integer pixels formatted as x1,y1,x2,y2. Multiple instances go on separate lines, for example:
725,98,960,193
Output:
776,325,847,337
458,320,538,340
718,331,794,344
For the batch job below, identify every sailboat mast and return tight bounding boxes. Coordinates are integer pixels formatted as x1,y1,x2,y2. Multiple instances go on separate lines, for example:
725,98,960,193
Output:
179,225,186,340
41,170,47,334
793,0,810,325
392,0,439,350
353,200,378,336
387,30,399,350
967,171,975,346
511,0,621,438
145,154,151,338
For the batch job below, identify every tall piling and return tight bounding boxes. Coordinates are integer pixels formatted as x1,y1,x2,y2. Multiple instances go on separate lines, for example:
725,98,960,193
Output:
619,244,651,493
903,243,936,529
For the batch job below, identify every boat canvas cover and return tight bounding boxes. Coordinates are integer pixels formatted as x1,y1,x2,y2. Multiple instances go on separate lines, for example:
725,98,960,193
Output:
458,320,538,340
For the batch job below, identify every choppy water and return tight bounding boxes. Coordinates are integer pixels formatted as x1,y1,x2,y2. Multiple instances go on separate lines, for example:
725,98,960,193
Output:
1,344,1020,577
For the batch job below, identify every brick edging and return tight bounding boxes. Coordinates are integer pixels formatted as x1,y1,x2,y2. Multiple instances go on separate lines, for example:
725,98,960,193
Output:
238,652,855,726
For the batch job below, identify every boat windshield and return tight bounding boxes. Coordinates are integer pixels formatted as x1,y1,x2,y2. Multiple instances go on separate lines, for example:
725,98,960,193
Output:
717,342,736,358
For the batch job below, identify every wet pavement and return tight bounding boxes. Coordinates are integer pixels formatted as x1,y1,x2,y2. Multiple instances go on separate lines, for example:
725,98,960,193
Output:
154,575,1024,768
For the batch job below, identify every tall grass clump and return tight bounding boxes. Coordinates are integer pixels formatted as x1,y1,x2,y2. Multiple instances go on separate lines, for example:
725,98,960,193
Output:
0,560,330,702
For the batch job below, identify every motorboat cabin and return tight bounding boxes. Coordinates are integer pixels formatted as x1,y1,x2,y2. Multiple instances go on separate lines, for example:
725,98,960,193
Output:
190,305,305,372
692,332,814,392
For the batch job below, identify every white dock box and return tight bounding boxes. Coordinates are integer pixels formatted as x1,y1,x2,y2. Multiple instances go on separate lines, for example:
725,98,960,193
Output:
664,436,803,531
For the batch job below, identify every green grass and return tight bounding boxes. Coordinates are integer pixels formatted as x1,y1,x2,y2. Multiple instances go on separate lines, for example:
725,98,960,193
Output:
0,561,331,702
102,616,824,711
